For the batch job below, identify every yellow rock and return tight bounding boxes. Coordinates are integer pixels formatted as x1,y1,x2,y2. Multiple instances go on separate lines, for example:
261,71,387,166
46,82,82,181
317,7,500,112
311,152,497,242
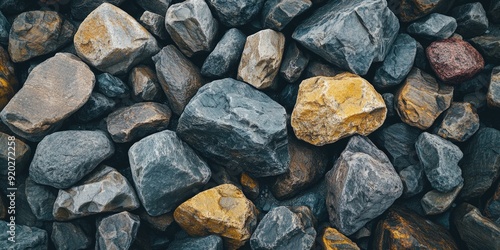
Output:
174,184,259,249
0,47,18,110
291,73,386,146
320,227,360,250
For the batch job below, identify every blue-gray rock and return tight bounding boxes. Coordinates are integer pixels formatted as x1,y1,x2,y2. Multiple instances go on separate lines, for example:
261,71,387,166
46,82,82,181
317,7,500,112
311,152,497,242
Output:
250,206,316,250
326,136,403,236
135,0,171,16
382,93,396,119
29,130,114,189
201,28,246,78
0,0,26,14
128,65,163,102
279,41,309,83
399,164,425,198
490,0,500,23
167,235,223,250
414,40,428,70
96,211,140,250
407,13,457,40
177,78,289,178
71,0,126,20
469,25,500,64
0,11,10,45
51,221,93,250
292,0,399,75
0,222,47,250
415,132,463,193
129,130,211,216
261,0,312,31
11,179,43,228
277,83,299,111
96,73,130,98
434,102,480,142
421,182,463,215
374,123,421,172
207,0,265,27
451,2,489,38
140,11,169,40
76,92,116,122
373,33,417,88
25,178,57,221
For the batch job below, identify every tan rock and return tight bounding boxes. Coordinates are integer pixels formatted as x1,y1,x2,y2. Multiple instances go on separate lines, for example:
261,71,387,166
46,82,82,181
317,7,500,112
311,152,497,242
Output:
320,227,360,250
174,184,259,249
421,183,463,215
291,73,387,146
0,47,18,110
128,65,163,102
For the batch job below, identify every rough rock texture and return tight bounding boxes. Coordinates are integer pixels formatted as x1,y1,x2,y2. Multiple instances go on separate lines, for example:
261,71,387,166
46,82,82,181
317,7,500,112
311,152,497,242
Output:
421,183,463,215
0,11,10,45
435,102,480,142
96,211,140,250
74,3,160,75
326,136,403,236
292,73,387,146
399,164,425,197
70,0,126,20
52,221,92,250
374,123,421,172
138,209,174,232
135,0,171,16
485,183,500,222
128,65,163,102
25,177,57,221
201,28,246,78
487,66,500,108
0,222,48,250
279,41,309,83
0,132,31,175
207,0,264,27
177,78,289,177
96,73,129,98
167,235,223,250
261,0,312,31
397,0,451,22
407,13,457,40
75,92,116,122
469,26,500,64
129,130,211,216
320,227,360,250
292,0,399,75
240,173,260,200
451,2,489,38
0,53,94,141
140,11,169,40
452,203,500,250
395,68,453,130
237,29,285,89
0,46,18,110
383,93,397,119
174,184,259,249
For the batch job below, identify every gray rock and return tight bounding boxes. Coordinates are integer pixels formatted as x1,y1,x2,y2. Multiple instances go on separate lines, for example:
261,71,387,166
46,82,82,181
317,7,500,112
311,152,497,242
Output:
326,136,403,236
96,211,140,250
490,0,500,23
128,65,163,102
51,221,92,250
414,40,428,70
0,11,10,45
261,0,312,31
167,235,223,250
128,130,211,216
0,132,31,175
277,83,300,111
177,78,289,177
415,132,463,192
292,0,399,75
303,60,342,78
434,102,480,142
71,0,126,20
451,2,489,38
0,222,47,250
96,73,130,98
374,123,421,172
279,41,309,83
382,93,396,119
250,206,316,250
0,0,26,14
201,28,246,78
487,66,500,108
399,164,425,198
469,25,500,64
10,179,43,228
25,178,57,221
29,130,114,189
407,13,457,40
421,183,463,215
485,182,500,223
140,11,169,40
76,92,116,122
452,203,500,250
207,0,264,27
135,0,170,16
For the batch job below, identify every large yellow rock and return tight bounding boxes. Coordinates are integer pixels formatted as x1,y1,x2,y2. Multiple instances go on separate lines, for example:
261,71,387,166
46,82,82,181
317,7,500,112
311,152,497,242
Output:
291,73,387,146
0,47,18,110
320,227,360,250
173,184,259,249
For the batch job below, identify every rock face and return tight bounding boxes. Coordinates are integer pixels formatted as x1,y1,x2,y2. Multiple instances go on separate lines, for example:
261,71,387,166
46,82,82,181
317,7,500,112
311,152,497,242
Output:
261,0,312,31
469,26,500,64
29,130,114,189
237,29,285,89
201,28,246,78
174,184,259,249
487,66,500,108
206,0,264,27
0,132,31,175
8,11,75,63
177,78,289,177
0,53,94,141
397,0,451,22
374,123,421,172
320,227,360,250
395,68,453,130
452,203,500,250
292,0,399,75
451,3,489,38
74,3,160,75
52,221,92,250
129,130,211,216
96,211,140,250
140,11,168,40
96,73,129,98
0,222,48,250
399,164,425,197
128,65,163,102
279,41,309,83
407,13,457,40
167,235,223,250
421,183,463,215
291,73,387,146
326,136,403,236
435,102,480,142
75,92,116,122
0,46,18,110
25,178,57,221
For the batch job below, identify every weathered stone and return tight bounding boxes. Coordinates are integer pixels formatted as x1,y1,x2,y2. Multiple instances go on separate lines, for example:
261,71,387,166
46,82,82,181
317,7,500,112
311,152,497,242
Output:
135,0,170,16
129,130,211,216
128,65,163,102
167,235,223,250
53,166,140,220
75,92,116,122
250,206,316,250
279,41,309,83
487,66,500,108
0,53,94,141
382,93,396,119
0,11,10,45
8,11,75,62
71,0,126,20
451,2,489,38
96,73,129,98
261,0,311,31
320,227,360,250
52,221,92,250
421,183,463,215
326,136,403,236
407,13,457,40
485,182,500,222
11,179,42,228
469,26,500,64
138,209,174,232
177,78,289,177
201,28,246,78
174,184,259,249
25,178,57,221
140,11,169,40
0,46,17,110
427,37,485,84
291,73,387,146
74,3,160,75
0,222,48,250
210,163,242,186
96,211,140,250
435,102,480,142
397,0,451,22
240,173,260,200
374,123,421,172
292,0,399,75
0,132,31,175
207,0,264,27
29,130,114,189
395,68,453,130
303,60,341,79
152,45,204,115
399,164,425,198
490,0,500,23
452,203,500,250
237,29,285,89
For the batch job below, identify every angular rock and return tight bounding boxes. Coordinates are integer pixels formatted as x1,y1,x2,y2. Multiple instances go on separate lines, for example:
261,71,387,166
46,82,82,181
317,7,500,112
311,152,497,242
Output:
487,66,500,108
0,53,95,141
0,222,48,250
237,29,285,89
8,11,75,62
74,3,160,75
382,93,396,119
240,173,260,200
71,0,126,20
320,227,360,250
0,46,18,110
421,183,463,215
451,2,489,38
292,0,399,75
174,184,259,249
399,164,425,198
279,41,309,83
374,123,421,172
207,0,264,27
128,65,163,102
326,136,403,235
135,0,170,16
96,211,140,250
435,102,480,142
201,28,246,78
25,178,57,221
52,221,92,250
96,73,129,98
177,78,289,177
0,11,10,45
398,0,451,22
0,132,31,175
291,73,387,146
261,0,312,31
407,13,457,40
129,130,211,216
75,92,116,122
485,182,500,222
140,11,169,40
303,60,341,78
469,25,500,64
29,130,114,189
452,203,500,250
395,68,453,130
167,235,223,250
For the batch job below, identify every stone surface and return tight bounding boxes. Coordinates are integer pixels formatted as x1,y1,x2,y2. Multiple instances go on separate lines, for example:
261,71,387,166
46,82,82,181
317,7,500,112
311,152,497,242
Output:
0,222,48,250
75,92,116,122
292,0,399,75
240,173,260,200
487,66,500,108
167,235,223,250
135,0,170,16
485,182,500,222
29,130,114,189
374,123,421,172
382,93,396,119
174,184,259,249
453,203,500,250
427,37,485,84
0,46,18,110
397,0,451,22
399,164,425,198
128,65,163,102
96,211,140,250
129,130,211,216
96,73,130,98
52,221,92,250
0,53,94,141
303,60,341,78
421,183,463,215
25,178,57,221
291,73,387,146
207,0,264,27
140,11,169,40
469,26,500,64
451,2,489,38
490,0,500,23
71,0,126,20
152,45,204,115
0,11,10,45
320,227,360,250
395,68,453,130
201,28,246,78
0,132,31,175
74,3,160,75
279,41,309,83
8,11,75,63
138,209,174,232
261,0,312,31
237,29,285,89
326,136,403,236
177,78,289,177
435,102,480,142
407,13,457,40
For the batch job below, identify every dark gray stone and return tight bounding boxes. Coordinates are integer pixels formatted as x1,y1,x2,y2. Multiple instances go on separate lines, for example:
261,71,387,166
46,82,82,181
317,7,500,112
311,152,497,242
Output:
414,40,428,70
96,211,140,250
488,66,500,108
277,83,299,111
25,178,57,221
201,28,246,78
399,164,425,198
484,182,500,223
96,73,130,98
490,0,500,23
382,93,396,119
207,0,265,27
279,41,309,83
135,0,170,16
326,136,403,236
0,222,47,250
374,123,421,172
415,132,463,193
302,60,342,78
292,0,399,75
469,25,500,63
421,183,463,215
51,221,93,250
128,130,211,216
0,11,10,45
407,13,457,40
29,130,114,189
13,179,43,228
434,102,480,142
128,65,163,102
452,203,500,250
71,0,126,20
76,92,116,122
0,0,26,14
261,0,312,31
451,2,489,38
0,132,31,175
177,78,289,177
167,235,223,250
140,11,169,40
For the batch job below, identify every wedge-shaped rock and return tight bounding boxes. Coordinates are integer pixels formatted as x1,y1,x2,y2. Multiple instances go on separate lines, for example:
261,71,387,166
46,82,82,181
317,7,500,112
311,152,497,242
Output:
421,183,463,215
96,211,140,250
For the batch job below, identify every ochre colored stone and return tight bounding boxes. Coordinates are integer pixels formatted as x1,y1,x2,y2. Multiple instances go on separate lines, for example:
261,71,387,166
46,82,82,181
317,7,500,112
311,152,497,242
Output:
291,73,386,146
0,46,18,110
320,227,360,250
174,184,259,249
240,173,259,200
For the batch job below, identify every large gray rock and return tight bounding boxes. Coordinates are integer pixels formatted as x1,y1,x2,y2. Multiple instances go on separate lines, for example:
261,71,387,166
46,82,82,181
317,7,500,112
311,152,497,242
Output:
201,28,246,78
96,211,140,250
451,2,489,38
51,221,92,250
25,178,57,221
326,136,403,236
292,0,399,75
407,13,457,40
167,235,223,250
374,123,421,172
261,0,312,31
207,0,264,27
0,222,47,250
177,78,289,178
